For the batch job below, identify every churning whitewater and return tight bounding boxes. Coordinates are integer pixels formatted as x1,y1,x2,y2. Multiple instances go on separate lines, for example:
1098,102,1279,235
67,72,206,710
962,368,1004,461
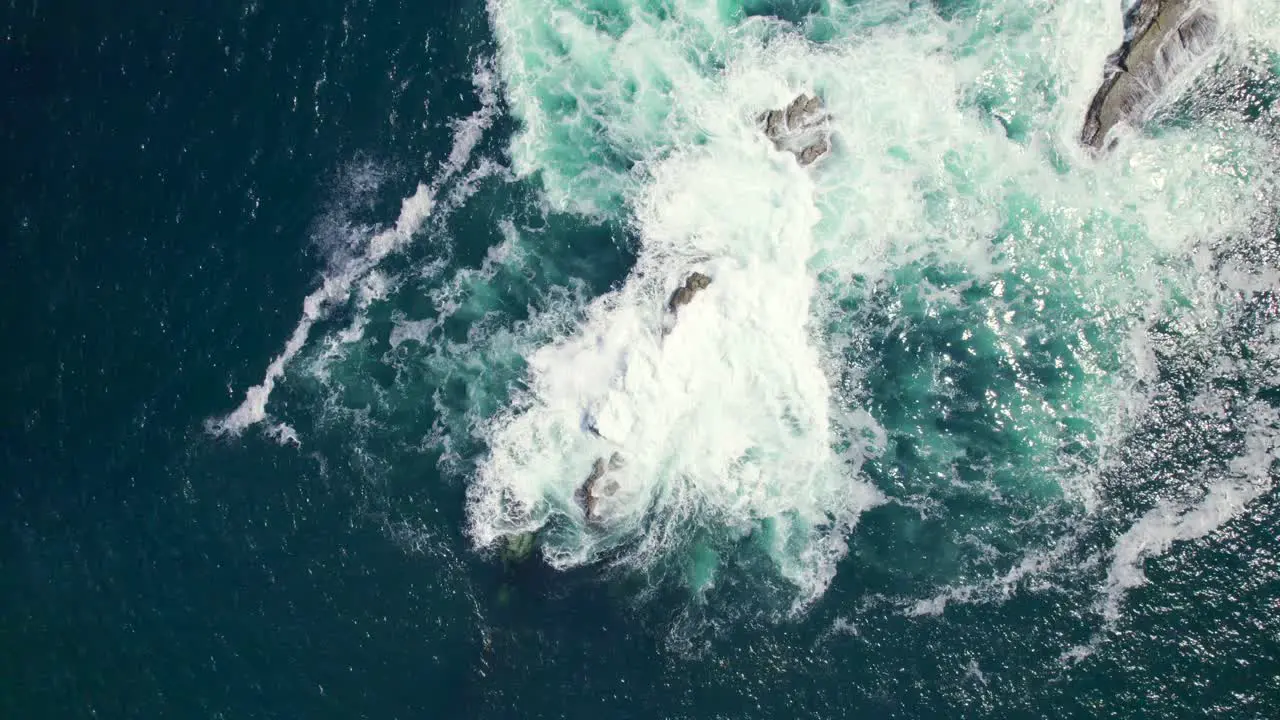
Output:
214,0,1280,623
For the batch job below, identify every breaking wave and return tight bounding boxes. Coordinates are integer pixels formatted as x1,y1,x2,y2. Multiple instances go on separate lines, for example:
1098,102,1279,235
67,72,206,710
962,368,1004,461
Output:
214,0,1280,624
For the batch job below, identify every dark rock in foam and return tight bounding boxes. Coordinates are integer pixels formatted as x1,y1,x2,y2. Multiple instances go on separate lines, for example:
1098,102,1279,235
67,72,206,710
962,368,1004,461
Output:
576,453,624,522
757,93,832,166
667,271,712,312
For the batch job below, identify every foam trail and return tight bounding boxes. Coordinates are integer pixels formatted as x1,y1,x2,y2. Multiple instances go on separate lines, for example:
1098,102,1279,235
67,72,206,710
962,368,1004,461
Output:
208,58,501,439
1102,406,1279,620
905,534,1085,617
208,185,435,438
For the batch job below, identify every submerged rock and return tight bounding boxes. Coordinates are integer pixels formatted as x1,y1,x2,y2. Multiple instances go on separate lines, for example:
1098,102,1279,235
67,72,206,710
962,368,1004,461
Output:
667,271,712,312
607,451,625,470
500,531,537,564
757,93,832,166
1082,0,1221,149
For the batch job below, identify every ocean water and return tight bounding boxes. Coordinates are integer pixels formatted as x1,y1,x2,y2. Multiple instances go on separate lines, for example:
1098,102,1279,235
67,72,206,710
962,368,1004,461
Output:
4,0,1280,717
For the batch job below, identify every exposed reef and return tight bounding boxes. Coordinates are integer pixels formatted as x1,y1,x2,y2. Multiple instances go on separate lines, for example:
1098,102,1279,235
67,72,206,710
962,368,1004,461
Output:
757,93,832,166
1082,0,1222,149
575,452,625,522
667,271,712,313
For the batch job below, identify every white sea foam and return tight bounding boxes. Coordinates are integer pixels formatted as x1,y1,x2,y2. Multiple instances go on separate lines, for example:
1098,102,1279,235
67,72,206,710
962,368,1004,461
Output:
208,0,1280,626
469,135,888,602
207,184,436,439
208,58,502,440
905,534,1085,617
449,0,1280,613
1222,0,1280,51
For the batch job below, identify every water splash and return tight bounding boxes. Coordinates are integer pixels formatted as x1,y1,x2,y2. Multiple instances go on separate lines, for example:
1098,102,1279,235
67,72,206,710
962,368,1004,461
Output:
220,0,1280,626
457,0,1279,610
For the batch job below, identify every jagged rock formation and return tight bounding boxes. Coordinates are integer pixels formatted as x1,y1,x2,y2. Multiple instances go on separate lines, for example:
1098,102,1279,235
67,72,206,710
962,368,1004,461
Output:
1082,0,1221,149
576,452,624,521
757,93,832,166
668,271,712,312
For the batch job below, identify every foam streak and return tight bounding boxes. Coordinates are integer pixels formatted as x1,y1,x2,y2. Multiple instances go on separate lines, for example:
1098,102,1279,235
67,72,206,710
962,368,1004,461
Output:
208,58,501,440
1102,406,1279,620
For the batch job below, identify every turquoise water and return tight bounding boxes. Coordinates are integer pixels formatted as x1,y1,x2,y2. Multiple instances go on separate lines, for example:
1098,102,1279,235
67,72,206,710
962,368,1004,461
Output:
5,0,1280,717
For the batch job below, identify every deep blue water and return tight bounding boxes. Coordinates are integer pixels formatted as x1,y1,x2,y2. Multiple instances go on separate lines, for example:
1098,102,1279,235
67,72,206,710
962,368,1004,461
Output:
4,1,1280,718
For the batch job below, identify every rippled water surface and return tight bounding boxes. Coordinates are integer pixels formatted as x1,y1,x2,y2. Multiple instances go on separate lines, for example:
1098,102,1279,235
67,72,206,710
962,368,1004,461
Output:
4,0,1279,717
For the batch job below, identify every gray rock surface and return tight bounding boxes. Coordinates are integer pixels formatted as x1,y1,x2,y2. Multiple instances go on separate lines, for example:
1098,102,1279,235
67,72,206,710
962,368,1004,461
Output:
798,137,830,166
576,452,625,521
667,271,712,312
1082,0,1221,149
757,93,832,166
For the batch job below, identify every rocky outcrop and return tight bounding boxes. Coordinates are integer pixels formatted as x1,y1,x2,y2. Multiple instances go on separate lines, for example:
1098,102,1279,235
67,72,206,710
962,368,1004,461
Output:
757,93,832,166
576,452,624,521
668,271,712,312
1082,0,1221,149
